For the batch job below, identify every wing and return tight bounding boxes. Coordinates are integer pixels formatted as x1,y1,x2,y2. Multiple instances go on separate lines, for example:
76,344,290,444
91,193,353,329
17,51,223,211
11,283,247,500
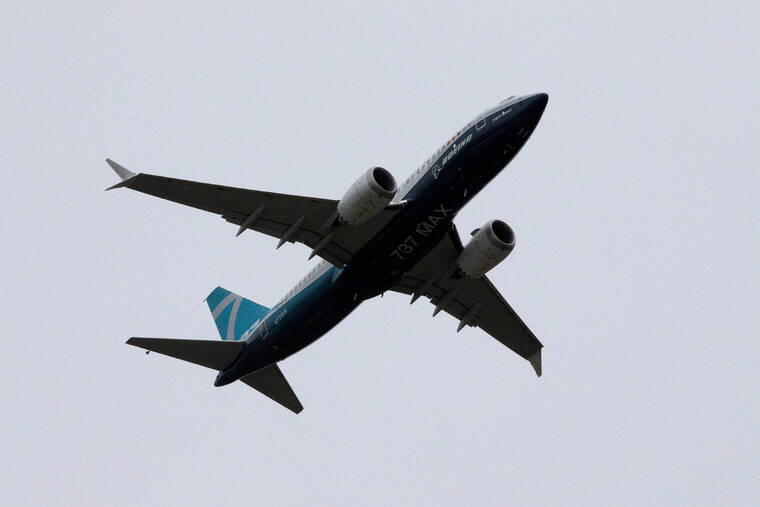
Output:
106,159,400,267
390,224,543,376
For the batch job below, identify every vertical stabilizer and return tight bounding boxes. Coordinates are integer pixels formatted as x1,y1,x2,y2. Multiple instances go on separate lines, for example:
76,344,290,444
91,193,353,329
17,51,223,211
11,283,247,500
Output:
206,287,270,342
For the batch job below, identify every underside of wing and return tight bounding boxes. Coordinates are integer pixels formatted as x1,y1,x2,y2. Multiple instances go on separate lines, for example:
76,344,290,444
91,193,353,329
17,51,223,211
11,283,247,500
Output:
106,160,401,267
390,224,543,376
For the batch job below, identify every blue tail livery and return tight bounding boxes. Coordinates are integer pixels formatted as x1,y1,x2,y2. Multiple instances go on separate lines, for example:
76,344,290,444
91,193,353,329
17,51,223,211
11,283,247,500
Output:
206,287,270,342
116,93,550,413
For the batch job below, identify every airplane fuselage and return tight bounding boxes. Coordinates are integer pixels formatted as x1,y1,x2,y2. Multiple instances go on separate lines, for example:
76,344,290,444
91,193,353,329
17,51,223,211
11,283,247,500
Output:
214,93,548,386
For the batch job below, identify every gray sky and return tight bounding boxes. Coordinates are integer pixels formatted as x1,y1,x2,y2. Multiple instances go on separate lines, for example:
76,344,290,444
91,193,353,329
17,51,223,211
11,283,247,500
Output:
2,1,759,505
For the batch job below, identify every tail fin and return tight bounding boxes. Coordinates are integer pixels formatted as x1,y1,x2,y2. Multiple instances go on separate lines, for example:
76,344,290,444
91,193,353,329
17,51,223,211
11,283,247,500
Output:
206,287,270,342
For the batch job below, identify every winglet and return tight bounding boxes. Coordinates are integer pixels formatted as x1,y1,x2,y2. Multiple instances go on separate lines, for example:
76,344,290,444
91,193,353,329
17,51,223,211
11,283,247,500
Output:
528,349,542,377
105,158,137,190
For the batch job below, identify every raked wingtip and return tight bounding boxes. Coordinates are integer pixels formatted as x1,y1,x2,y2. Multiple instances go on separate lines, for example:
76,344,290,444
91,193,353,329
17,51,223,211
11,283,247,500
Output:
105,158,138,190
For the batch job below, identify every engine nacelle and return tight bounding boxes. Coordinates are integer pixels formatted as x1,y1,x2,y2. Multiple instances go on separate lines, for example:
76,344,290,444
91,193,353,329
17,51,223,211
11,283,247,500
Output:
337,167,397,226
457,220,515,277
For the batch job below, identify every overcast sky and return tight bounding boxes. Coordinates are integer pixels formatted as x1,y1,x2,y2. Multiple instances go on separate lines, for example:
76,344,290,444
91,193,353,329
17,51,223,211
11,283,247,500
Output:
2,1,759,505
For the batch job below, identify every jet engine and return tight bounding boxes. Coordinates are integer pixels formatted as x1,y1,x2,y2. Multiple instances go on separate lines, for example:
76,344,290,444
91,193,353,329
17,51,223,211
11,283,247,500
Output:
337,167,397,226
457,220,515,278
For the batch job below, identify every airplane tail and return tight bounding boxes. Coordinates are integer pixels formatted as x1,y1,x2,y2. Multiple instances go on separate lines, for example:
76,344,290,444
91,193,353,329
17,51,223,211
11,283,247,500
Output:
125,288,302,413
126,337,303,413
205,286,270,342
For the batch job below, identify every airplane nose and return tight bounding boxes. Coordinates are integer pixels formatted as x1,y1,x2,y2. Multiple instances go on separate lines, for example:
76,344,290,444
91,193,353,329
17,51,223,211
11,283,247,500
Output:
523,92,549,114
516,93,548,131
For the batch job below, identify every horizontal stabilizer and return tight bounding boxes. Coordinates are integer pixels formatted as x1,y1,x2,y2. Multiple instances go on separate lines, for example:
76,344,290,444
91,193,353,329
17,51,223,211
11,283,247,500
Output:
126,337,244,371
240,364,303,414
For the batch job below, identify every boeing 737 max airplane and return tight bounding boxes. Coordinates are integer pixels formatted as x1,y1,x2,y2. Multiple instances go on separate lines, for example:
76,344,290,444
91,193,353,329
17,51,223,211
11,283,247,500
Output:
109,93,549,413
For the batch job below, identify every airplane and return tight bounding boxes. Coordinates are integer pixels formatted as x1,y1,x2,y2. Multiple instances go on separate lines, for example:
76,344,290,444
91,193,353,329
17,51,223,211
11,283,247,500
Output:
109,92,549,413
